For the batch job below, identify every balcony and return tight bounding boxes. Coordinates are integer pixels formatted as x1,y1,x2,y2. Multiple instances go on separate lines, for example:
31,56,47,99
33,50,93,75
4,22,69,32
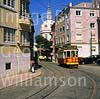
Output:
19,15,31,25
20,42,30,47
50,38,54,42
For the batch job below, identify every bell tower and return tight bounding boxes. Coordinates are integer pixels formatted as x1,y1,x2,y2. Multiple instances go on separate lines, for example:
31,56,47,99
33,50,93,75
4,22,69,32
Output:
47,5,52,20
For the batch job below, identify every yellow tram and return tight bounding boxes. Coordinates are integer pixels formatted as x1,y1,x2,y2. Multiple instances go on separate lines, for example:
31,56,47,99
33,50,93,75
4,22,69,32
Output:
57,46,79,68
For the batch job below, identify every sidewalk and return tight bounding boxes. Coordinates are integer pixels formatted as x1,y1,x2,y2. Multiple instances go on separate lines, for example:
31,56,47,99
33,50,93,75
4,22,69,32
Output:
0,69,41,90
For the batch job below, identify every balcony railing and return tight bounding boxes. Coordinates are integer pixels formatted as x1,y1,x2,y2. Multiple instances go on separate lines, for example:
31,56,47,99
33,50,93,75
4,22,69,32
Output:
20,42,30,46
19,13,31,25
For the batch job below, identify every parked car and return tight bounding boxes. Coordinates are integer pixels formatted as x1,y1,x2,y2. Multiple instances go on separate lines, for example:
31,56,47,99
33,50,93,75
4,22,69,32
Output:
39,56,46,61
79,55,100,64
95,59,100,65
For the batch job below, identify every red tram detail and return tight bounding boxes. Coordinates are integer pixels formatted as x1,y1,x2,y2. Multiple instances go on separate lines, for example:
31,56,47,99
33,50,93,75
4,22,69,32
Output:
57,46,79,68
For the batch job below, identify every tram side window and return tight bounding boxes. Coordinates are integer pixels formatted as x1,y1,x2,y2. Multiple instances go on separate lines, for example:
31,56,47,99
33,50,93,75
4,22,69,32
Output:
67,51,70,57
64,52,66,58
71,51,75,57
58,52,63,58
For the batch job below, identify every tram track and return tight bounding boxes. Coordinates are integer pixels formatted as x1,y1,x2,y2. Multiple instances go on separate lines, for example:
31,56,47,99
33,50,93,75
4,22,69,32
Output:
79,69,97,99
40,62,98,99
23,62,65,99
66,67,97,99
0,62,99,99
56,64,99,99
23,62,55,99
42,62,97,99
37,62,98,99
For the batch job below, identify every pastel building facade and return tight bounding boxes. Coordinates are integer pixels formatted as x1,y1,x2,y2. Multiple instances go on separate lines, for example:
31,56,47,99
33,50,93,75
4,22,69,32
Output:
0,0,33,76
55,2,100,57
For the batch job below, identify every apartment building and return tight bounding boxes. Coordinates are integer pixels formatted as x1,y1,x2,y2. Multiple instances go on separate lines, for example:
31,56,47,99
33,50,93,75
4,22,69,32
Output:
55,12,65,47
0,0,33,76
55,2,100,57
51,23,56,62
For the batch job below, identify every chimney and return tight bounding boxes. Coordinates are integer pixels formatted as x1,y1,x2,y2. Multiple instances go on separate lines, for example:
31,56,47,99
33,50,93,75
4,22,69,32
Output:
84,3,87,7
69,2,72,7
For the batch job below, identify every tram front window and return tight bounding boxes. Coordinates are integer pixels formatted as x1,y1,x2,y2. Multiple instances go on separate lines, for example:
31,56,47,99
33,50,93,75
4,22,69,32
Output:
71,51,75,57
67,51,70,57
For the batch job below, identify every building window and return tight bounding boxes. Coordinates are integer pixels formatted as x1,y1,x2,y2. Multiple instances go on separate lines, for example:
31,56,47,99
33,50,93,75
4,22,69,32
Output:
45,25,47,27
92,46,96,51
3,0,6,5
60,27,62,32
67,35,69,42
76,34,82,36
63,26,65,32
90,23,95,28
20,31,30,45
76,10,81,16
8,0,10,6
45,34,47,39
20,0,29,17
3,0,15,8
76,40,82,42
5,63,11,70
75,22,82,28
4,27,15,43
77,46,82,48
76,34,82,41
90,11,94,16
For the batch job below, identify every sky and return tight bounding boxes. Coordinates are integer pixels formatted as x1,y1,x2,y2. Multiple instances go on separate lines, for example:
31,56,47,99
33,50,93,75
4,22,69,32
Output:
30,0,92,36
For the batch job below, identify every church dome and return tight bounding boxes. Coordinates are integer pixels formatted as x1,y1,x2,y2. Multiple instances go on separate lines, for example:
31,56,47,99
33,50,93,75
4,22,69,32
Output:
40,20,54,32
40,5,55,41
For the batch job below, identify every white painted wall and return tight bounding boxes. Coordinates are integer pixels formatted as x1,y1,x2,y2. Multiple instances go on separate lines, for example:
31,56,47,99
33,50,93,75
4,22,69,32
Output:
0,53,30,77
77,44,99,57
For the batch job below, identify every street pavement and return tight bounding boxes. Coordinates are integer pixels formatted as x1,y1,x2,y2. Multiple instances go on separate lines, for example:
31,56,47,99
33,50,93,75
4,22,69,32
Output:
0,62,100,99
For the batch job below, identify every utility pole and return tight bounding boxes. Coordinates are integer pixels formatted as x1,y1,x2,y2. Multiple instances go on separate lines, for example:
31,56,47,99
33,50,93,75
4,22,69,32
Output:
90,31,92,56
39,44,44,56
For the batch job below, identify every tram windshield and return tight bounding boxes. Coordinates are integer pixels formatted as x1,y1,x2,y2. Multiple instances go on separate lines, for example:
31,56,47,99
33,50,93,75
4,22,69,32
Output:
66,50,78,57
67,51,70,57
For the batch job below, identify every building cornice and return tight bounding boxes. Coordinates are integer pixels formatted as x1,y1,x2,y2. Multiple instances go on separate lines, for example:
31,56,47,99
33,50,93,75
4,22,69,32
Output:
0,5,17,13
0,43,16,46
0,25,17,29
71,43,98,44
70,6,100,10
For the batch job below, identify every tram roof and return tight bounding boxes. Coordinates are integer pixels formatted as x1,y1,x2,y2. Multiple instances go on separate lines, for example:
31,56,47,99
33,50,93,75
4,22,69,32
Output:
58,46,78,52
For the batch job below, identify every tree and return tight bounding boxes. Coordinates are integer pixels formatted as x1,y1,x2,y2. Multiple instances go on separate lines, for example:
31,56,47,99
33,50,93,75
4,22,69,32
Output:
35,35,52,57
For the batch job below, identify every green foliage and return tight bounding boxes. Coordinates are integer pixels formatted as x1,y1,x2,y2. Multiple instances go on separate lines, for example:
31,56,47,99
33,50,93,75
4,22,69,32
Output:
35,35,52,50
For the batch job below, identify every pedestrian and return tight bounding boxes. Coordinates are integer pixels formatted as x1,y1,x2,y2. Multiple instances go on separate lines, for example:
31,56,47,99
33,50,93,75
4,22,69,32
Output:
31,60,35,73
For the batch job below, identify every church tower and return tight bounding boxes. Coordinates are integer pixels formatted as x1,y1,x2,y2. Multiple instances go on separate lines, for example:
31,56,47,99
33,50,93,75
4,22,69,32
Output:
40,5,54,41
47,5,52,20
